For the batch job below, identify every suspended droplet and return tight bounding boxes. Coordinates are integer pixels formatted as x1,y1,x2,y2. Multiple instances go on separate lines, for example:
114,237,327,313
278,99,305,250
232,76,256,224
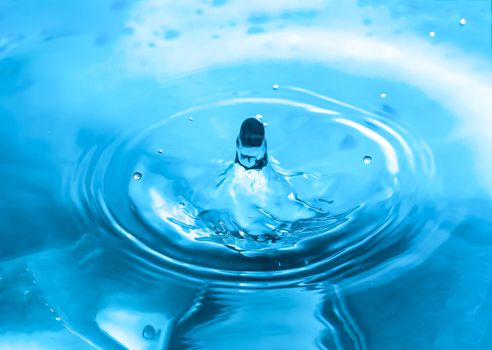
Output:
142,325,157,340
255,114,263,119
272,84,279,90
55,316,61,321
459,18,467,26
380,92,387,98
179,201,186,208
429,31,436,38
157,148,164,154
188,116,194,122
132,172,142,180
363,156,372,164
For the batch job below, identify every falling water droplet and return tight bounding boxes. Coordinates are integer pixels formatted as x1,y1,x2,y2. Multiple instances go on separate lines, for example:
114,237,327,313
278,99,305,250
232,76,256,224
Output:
263,122,268,127
272,84,279,90
142,325,157,340
255,114,263,119
380,92,387,99
157,148,164,154
459,18,467,26
429,31,436,38
133,172,142,180
363,156,372,164
188,116,194,122
55,316,61,321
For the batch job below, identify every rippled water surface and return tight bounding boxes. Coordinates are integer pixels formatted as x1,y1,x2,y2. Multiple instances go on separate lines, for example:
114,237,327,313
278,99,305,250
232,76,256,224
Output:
1,1,492,349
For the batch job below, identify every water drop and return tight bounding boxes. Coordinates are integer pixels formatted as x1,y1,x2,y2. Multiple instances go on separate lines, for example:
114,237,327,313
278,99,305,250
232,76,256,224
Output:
363,156,372,164
380,92,387,99
132,172,142,180
255,114,263,119
263,122,268,127
188,116,194,122
429,31,436,38
459,18,467,26
142,325,157,340
272,84,279,90
179,201,186,208
157,148,164,154
55,317,61,321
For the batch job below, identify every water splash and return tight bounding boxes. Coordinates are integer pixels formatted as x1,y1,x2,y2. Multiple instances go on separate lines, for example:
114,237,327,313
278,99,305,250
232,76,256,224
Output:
70,85,446,288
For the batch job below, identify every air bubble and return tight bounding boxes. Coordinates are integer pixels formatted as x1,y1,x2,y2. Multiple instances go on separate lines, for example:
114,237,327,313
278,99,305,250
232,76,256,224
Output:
429,31,436,38
459,18,467,26
188,116,194,122
157,148,164,154
142,325,157,340
272,84,279,90
380,92,387,99
363,156,372,164
132,172,142,180
179,201,186,208
255,114,263,119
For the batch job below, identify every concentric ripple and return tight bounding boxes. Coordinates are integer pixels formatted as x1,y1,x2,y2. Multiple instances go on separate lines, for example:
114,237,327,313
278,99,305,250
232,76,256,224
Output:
70,85,444,287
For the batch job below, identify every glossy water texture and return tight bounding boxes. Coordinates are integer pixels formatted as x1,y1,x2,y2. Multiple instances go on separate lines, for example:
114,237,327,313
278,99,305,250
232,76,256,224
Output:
1,1,492,349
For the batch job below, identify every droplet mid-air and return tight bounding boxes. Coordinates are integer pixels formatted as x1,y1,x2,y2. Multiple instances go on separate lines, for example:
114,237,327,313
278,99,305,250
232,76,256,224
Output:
235,117,268,170
363,156,372,164
132,172,142,180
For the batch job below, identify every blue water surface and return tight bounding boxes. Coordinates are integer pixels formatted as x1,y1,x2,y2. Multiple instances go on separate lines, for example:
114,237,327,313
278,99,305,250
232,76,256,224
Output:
1,1,492,349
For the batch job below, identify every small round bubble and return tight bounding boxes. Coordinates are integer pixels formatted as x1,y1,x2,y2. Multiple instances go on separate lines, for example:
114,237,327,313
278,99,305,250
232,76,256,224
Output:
272,84,279,90
380,92,387,99
459,18,467,26
142,325,157,340
188,116,194,122
363,156,372,164
429,31,436,38
132,172,142,180
157,148,164,154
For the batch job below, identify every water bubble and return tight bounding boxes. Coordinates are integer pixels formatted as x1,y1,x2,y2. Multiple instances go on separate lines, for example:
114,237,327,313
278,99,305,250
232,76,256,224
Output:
188,116,194,122
255,114,263,119
132,172,142,180
142,325,157,340
55,317,61,321
429,31,436,38
380,92,387,99
459,18,467,26
179,201,186,208
157,148,164,154
272,84,279,90
363,156,372,164
263,122,268,127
